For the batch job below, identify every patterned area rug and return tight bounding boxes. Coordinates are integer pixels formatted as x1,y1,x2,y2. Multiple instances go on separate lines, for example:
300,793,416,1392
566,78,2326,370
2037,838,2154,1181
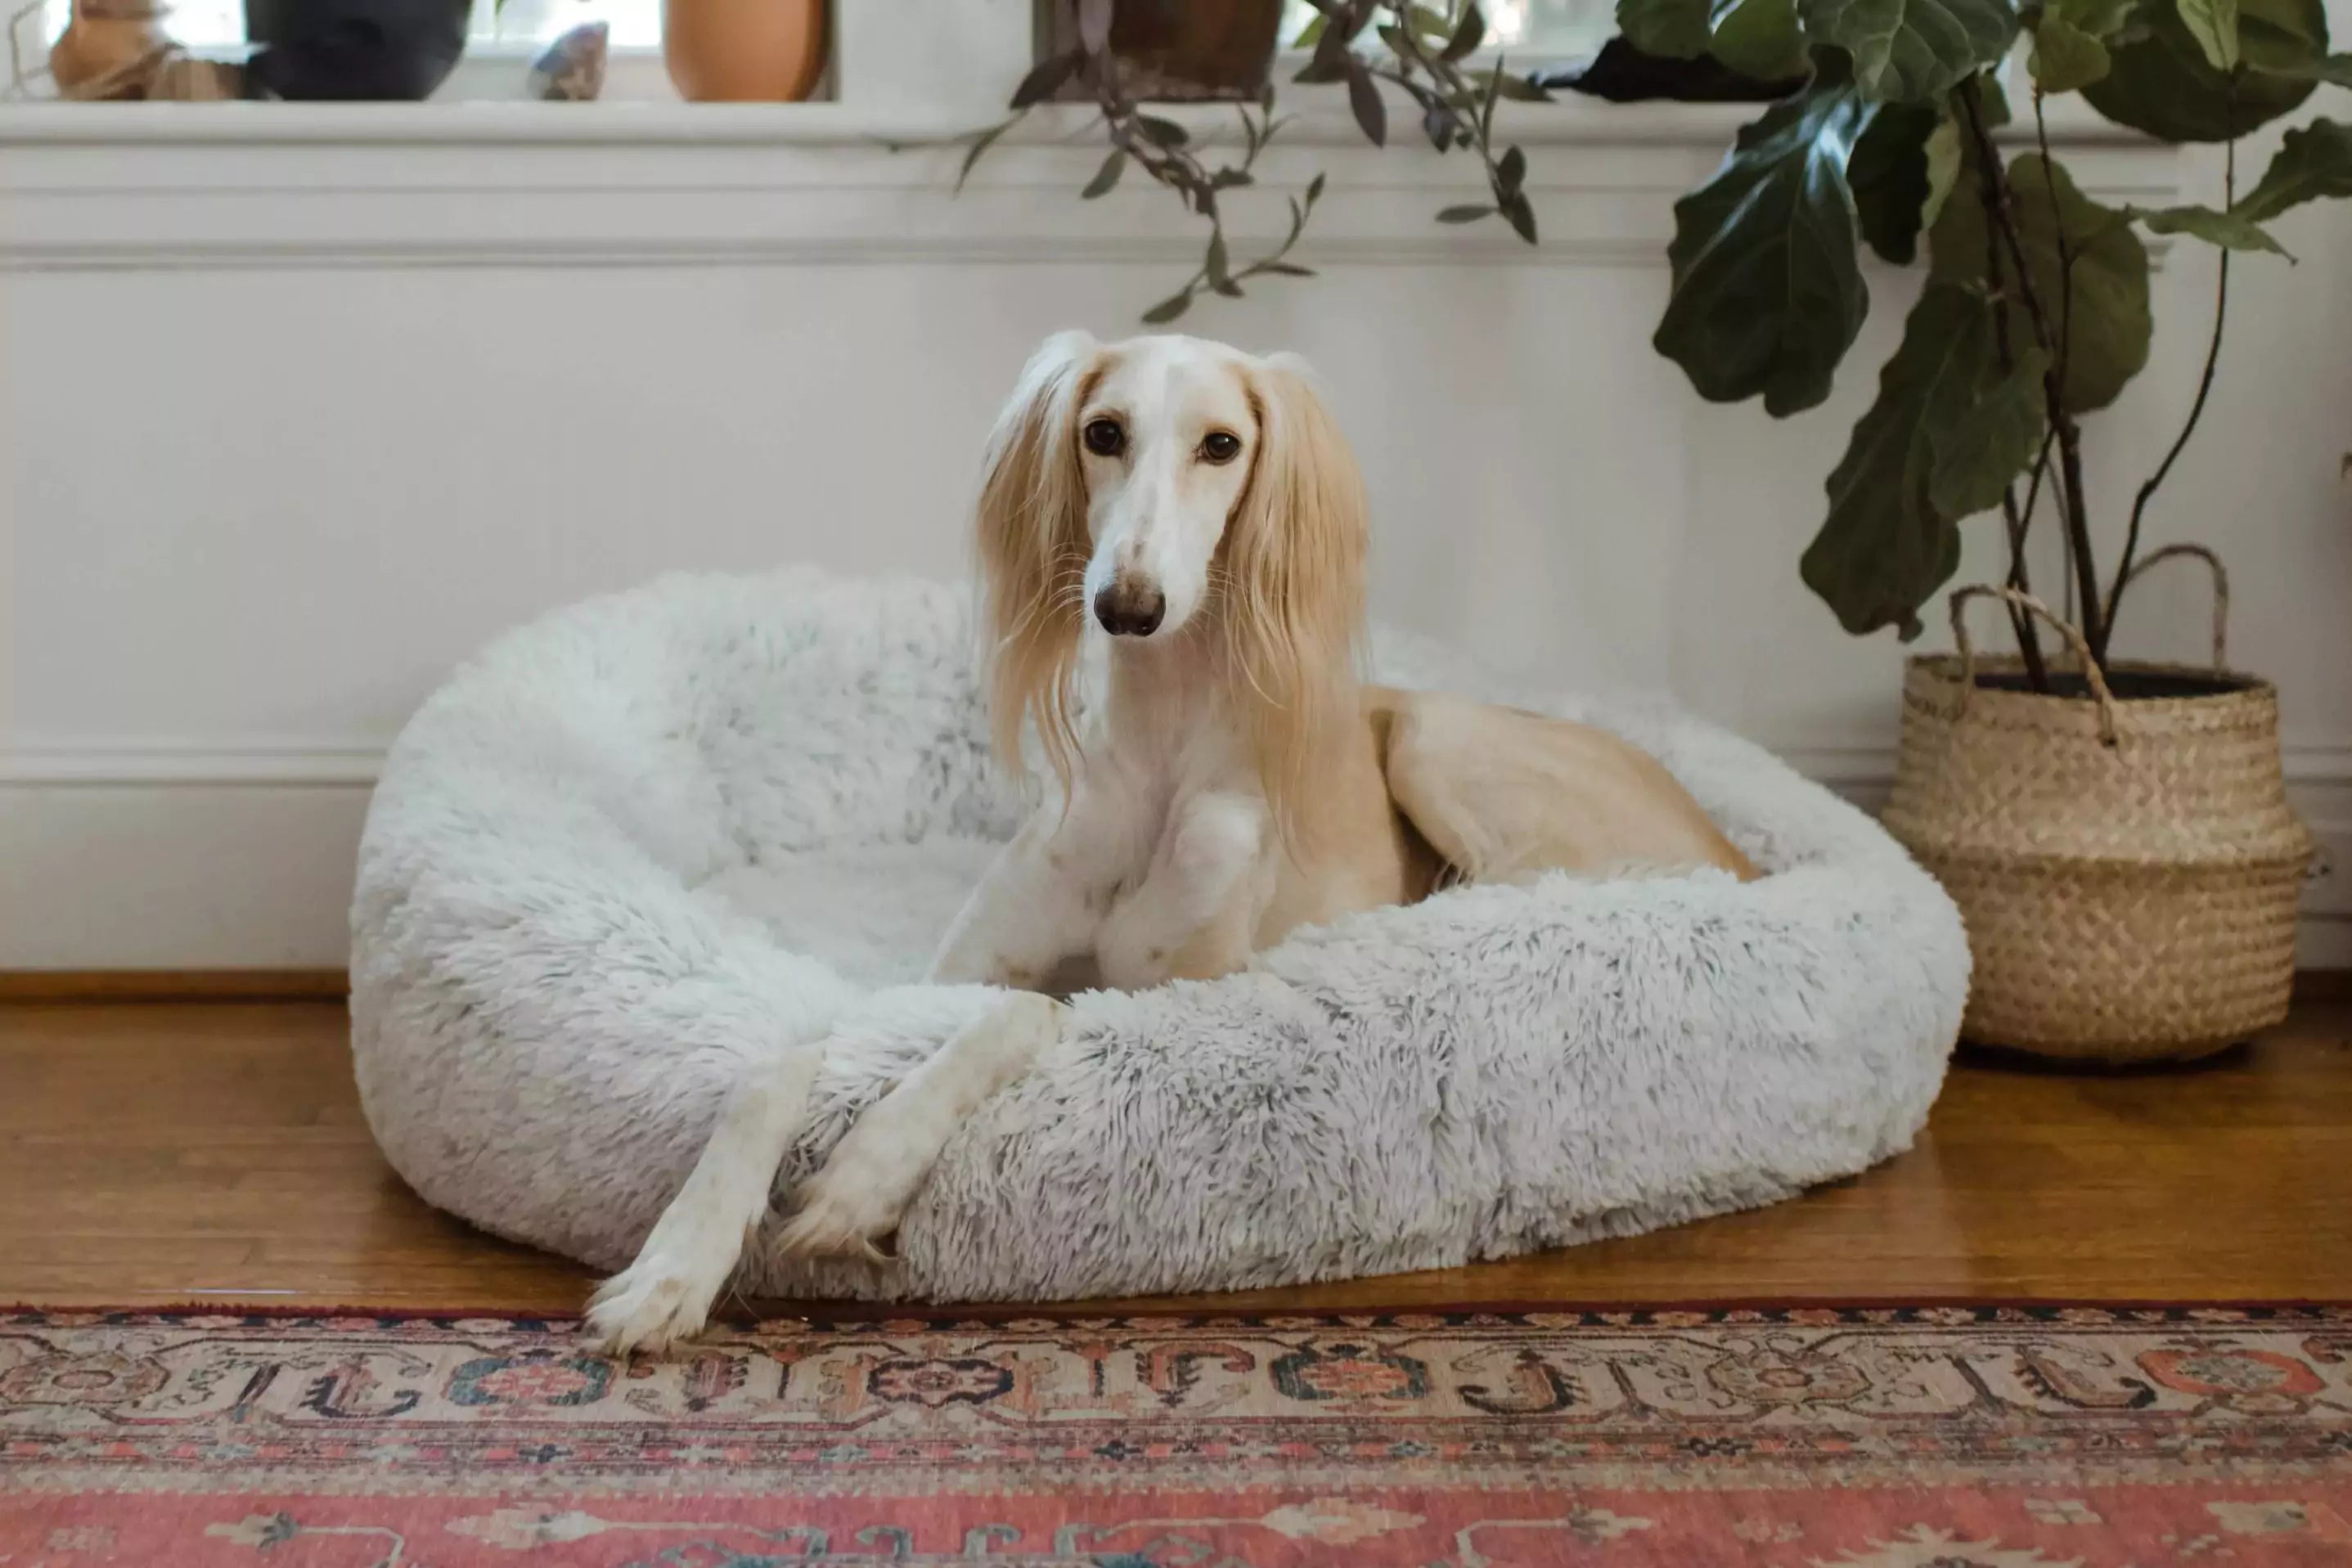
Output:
4,1305,2350,1566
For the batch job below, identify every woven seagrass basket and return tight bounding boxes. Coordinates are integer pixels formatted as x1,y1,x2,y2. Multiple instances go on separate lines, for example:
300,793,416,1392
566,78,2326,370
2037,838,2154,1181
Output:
1882,555,2311,1063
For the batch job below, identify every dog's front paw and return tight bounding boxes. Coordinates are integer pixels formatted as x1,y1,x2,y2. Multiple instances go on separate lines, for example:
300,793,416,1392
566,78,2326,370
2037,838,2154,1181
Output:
584,1213,746,1356
585,1261,708,1357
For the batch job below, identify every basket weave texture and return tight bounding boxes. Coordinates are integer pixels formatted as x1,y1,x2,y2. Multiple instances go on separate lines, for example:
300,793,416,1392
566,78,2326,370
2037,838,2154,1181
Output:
1882,573,2310,1063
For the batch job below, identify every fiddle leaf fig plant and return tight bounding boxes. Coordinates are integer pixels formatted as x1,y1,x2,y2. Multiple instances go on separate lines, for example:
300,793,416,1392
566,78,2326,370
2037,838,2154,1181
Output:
1626,0,2352,682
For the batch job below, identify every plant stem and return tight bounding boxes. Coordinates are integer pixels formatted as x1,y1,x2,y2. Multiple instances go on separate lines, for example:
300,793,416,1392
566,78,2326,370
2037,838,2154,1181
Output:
2034,88,2075,470
1999,488,2051,690
1963,82,2048,689
1957,74,2107,676
1956,74,2104,664
2103,133,2234,654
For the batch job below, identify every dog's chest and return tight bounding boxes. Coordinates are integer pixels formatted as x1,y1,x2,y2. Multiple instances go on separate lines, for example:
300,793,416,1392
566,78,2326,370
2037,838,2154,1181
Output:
1092,728,1251,887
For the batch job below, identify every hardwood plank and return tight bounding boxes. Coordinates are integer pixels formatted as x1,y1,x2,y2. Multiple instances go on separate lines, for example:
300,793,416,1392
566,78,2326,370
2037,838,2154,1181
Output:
1,999,2345,1314
0,970,348,1003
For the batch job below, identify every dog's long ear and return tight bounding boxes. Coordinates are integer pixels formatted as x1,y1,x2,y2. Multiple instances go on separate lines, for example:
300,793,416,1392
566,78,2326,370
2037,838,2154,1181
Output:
1224,352,1369,853
976,330,1098,788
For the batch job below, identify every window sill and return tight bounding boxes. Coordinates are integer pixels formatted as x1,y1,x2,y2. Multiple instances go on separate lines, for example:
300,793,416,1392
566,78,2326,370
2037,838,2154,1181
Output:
0,59,2160,146
0,81,2183,272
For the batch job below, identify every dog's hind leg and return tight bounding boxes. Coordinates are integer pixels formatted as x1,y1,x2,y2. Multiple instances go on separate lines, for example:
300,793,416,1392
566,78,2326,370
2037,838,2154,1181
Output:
586,1041,825,1355
777,991,1066,1263
1374,688,1759,884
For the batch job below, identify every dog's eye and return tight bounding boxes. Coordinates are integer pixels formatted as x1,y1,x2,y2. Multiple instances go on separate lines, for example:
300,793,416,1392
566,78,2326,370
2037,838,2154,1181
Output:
1082,418,1126,457
1199,430,1242,465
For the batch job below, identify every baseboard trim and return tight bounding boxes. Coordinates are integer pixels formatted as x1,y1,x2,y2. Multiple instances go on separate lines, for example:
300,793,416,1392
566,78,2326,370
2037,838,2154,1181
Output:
2297,968,2352,1003
2,968,2342,1009
0,969,349,1004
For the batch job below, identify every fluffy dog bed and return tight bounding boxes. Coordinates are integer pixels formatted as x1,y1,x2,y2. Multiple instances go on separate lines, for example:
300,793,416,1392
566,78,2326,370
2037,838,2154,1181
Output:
351,568,1968,1302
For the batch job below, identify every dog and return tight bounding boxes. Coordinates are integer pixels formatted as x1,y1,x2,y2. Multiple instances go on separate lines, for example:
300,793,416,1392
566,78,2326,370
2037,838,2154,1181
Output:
586,331,1755,1354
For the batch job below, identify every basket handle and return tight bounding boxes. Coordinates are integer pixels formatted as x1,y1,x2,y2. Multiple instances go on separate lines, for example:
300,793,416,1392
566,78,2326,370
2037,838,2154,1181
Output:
2114,542,2228,671
1949,584,2120,746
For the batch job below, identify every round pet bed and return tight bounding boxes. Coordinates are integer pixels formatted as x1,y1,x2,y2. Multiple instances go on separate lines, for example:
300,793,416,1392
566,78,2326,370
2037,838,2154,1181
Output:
351,568,1968,1302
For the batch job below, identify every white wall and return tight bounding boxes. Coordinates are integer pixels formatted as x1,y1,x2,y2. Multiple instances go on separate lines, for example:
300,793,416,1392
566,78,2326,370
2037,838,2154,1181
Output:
2,87,2347,970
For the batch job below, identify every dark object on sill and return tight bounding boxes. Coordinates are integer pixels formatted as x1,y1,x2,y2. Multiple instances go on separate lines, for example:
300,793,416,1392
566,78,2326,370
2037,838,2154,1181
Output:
241,0,468,101
528,20,608,101
1534,38,1804,103
1041,0,1284,102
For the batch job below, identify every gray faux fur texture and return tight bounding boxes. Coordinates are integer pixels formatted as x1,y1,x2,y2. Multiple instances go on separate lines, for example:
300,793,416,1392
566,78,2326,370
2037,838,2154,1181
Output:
350,568,1967,1302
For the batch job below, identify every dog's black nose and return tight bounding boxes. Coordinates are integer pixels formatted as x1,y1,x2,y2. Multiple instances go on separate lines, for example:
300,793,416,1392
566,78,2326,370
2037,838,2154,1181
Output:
1094,582,1166,637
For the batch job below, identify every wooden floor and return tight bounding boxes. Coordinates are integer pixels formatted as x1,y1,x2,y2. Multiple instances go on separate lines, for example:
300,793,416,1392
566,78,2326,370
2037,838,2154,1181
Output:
2,998,2348,1314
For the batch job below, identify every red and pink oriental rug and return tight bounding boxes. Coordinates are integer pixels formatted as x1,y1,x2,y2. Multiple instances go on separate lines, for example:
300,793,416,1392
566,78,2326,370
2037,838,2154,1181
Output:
4,1304,2350,1565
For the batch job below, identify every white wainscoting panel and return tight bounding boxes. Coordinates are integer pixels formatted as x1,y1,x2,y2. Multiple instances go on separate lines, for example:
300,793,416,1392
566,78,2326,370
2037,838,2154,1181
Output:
3,92,2348,970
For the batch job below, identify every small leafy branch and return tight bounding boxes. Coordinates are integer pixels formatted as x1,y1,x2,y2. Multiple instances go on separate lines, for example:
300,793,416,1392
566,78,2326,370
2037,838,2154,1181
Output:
958,0,1549,322
1619,0,2352,683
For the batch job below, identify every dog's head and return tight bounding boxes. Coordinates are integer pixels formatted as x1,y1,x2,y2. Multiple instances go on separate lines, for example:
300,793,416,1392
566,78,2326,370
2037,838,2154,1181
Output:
974,331,1369,816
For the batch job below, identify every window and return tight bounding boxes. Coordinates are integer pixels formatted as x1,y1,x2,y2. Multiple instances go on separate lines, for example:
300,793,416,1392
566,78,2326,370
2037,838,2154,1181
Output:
35,0,661,51
1276,0,1613,59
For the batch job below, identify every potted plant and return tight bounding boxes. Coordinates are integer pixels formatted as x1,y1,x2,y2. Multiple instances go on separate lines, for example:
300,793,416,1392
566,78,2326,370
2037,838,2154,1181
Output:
953,2,2339,1059
959,1,1553,321
1603,0,2349,1058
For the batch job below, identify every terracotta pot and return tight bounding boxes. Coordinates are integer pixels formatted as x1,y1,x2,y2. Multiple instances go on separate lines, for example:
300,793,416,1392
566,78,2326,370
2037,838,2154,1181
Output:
1040,0,1282,101
48,0,166,98
663,0,827,102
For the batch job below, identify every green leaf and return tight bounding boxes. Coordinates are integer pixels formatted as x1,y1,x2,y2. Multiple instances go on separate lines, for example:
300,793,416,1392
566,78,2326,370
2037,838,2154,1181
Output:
1618,0,1714,56
1801,283,2001,638
1444,2,1488,59
1408,3,1455,38
1929,343,2051,519
1470,65,1553,100
1141,288,1194,325
1293,13,1327,47
1919,115,1963,226
1500,189,1539,240
1496,144,1527,195
1797,0,2021,101
1306,172,1328,206
2269,50,2352,81
1009,50,1082,109
2084,0,2325,141
1653,59,1872,416
1930,151,2151,411
2233,118,2352,222
1081,149,1127,199
1847,102,1940,263
955,117,1017,194
2133,202,2296,257
1345,58,1389,145
2029,14,2113,88
2048,0,2141,38
2177,0,2241,67
1973,69,2011,124
1437,204,1494,221
1138,115,1190,147
1710,0,1809,77
1261,261,1318,276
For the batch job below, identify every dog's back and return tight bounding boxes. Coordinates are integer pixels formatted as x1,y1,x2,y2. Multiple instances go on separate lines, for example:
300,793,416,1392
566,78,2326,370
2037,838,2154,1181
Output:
1369,686,1761,887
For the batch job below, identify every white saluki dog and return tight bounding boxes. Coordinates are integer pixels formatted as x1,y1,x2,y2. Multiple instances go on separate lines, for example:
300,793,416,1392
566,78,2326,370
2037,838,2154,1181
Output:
587,331,1755,1353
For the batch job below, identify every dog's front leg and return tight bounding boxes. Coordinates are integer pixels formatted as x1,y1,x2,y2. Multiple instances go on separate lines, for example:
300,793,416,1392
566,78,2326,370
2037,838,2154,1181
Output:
776,989,1066,1264
1096,791,1270,989
586,1041,824,1355
929,793,1118,989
